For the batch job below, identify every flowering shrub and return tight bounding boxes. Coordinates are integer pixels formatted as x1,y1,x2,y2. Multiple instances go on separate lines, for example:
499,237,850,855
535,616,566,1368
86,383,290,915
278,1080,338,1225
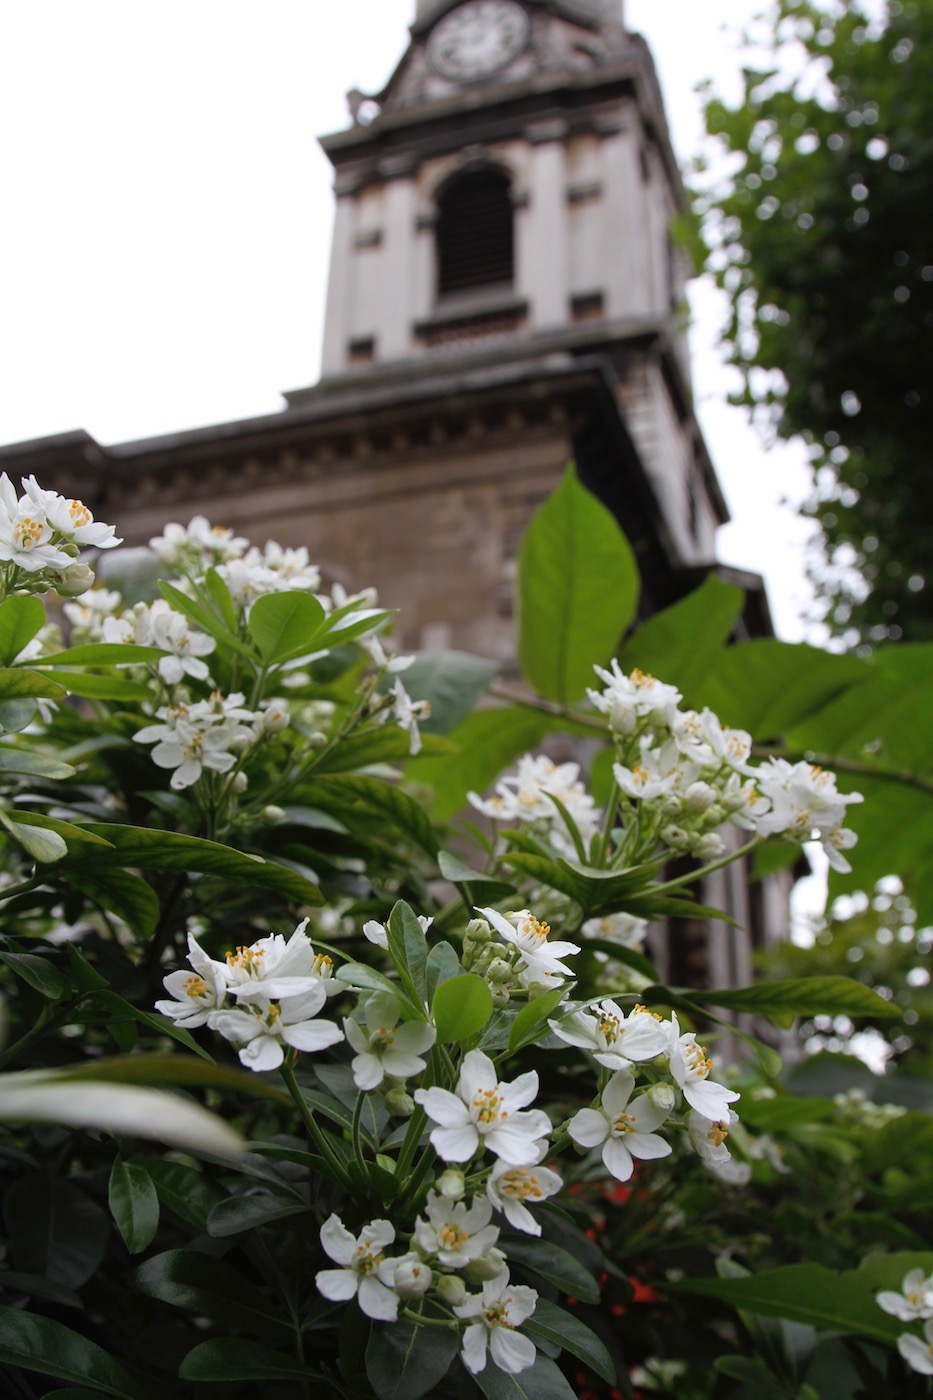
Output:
0,465,928,1399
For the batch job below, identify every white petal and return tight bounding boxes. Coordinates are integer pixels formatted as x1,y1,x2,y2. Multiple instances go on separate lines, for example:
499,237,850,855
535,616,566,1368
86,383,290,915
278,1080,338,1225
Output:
316,1267,358,1301
358,1276,399,1322
352,1054,386,1091
430,1123,480,1162
489,1327,536,1374
460,1323,488,1374
568,1108,608,1149
416,1086,471,1128
602,1137,635,1182
627,1131,672,1162
239,1035,284,1072
282,1020,344,1054
320,1214,357,1265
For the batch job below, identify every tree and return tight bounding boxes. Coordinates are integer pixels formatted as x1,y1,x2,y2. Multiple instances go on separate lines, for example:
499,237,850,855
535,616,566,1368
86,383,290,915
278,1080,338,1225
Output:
695,0,933,646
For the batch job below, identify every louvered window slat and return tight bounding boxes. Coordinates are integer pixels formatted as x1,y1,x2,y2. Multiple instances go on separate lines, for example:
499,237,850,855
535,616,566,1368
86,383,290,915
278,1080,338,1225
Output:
437,171,514,295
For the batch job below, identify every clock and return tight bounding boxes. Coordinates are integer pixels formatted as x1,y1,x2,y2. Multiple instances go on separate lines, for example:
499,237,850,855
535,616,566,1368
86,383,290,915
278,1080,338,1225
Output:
427,0,531,82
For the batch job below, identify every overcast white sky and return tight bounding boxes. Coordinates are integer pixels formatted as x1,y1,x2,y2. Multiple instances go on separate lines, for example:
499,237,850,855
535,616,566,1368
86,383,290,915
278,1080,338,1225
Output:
0,1,818,639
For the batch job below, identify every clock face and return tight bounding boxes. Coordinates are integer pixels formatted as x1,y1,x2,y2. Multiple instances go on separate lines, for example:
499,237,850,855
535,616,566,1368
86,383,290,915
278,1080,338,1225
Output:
427,0,531,82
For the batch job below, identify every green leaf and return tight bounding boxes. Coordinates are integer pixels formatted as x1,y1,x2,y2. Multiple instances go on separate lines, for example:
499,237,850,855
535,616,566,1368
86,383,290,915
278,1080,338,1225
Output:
0,667,67,701
400,651,499,734
387,899,429,1008
0,595,46,665
0,810,69,862
135,1158,223,1231
40,643,168,667
61,868,160,938
108,1158,159,1255
691,977,900,1023
524,1298,616,1385
301,774,439,858
432,975,493,1044
0,951,66,999
157,579,254,660
617,574,745,703
365,1319,460,1400
7,812,114,849
503,1236,601,1305
474,1353,578,1400
207,1192,309,1237
180,1337,326,1382
508,985,569,1053
672,1264,902,1345
247,590,327,664
0,746,76,780
336,962,403,998
0,1304,143,1398
425,940,463,1003
130,1249,292,1338
204,567,239,631
0,697,37,733
50,671,152,701
517,464,639,704
4,1177,108,1291
438,849,517,901
695,641,871,740
60,823,322,905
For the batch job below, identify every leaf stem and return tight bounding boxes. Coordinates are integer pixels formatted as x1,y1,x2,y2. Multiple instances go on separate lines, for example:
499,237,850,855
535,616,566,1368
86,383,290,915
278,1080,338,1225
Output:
279,1060,354,1191
648,837,762,897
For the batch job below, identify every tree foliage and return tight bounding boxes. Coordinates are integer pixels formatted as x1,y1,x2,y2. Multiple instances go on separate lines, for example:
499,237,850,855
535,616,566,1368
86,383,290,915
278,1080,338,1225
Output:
696,0,933,645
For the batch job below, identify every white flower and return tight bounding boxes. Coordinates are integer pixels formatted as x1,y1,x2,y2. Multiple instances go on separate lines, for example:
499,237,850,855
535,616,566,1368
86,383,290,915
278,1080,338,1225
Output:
362,913,433,951
582,911,648,952
363,635,414,672
0,489,72,573
222,920,335,1004
147,600,215,684
478,905,579,988
550,1000,670,1070
414,1191,500,1267
878,1269,933,1322
454,1268,538,1375
415,1049,551,1165
40,489,121,549
899,1320,933,1375
588,661,682,736
751,758,863,871
569,1069,672,1182
256,540,321,591
486,1159,562,1236
343,990,435,1091
149,516,248,568
389,677,430,756
468,753,600,856
63,586,123,639
315,1215,400,1322
687,1109,738,1170
668,1014,740,1120
155,931,228,1027
208,988,343,1071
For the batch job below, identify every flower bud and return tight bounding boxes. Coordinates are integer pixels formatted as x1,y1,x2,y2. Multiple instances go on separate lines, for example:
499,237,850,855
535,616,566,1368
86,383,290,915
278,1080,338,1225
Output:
435,1274,468,1307
485,957,513,985
608,699,637,736
260,700,290,734
54,561,96,597
465,918,492,944
306,731,329,749
693,833,725,861
384,1086,415,1119
647,1082,676,1114
260,805,286,825
466,1248,507,1283
684,781,717,814
230,772,248,794
661,824,688,849
436,1168,466,1201
393,1254,432,1298
490,986,511,1009
704,802,726,825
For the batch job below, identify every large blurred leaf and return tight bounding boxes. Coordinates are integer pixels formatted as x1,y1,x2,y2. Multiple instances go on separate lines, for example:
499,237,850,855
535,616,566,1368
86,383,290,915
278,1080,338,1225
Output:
401,651,499,734
524,1298,616,1385
690,976,900,1024
0,1305,143,1398
300,775,438,858
180,1338,326,1382
130,1250,292,1337
695,640,871,739
365,1319,460,1400
617,574,744,703
0,667,67,701
0,595,46,664
517,465,639,704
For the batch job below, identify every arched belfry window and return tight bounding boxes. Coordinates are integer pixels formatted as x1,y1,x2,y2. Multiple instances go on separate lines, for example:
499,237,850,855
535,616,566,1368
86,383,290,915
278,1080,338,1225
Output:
436,168,514,298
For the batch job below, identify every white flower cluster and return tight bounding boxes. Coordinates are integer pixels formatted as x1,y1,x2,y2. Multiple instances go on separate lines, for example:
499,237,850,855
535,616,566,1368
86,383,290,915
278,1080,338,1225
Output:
592,663,864,872
104,598,216,685
462,906,580,1001
877,1268,933,1375
550,1000,741,1183
155,921,343,1070
469,753,599,857
0,473,119,582
133,690,264,789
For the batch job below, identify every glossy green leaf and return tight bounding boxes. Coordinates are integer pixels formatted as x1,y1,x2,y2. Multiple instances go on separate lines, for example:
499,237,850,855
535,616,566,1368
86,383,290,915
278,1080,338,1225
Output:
575,936,659,982
695,640,871,739
0,667,67,701
524,1298,616,1385
207,1192,308,1237
438,849,517,901
247,589,326,663
425,940,463,1003
508,985,569,1053
365,1319,460,1400
108,1158,159,1255
7,812,113,849
617,574,745,703
204,567,239,630
517,465,639,704
40,643,167,667
0,951,66,999
335,962,402,998
0,1304,143,1397
474,1352,578,1400
61,868,160,938
59,823,321,905
134,1158,223,1231
0,810,68,861
0,595,46,665
503,1236,601,1305
387,899,429,1009
50,671,152,701
673,1263,901,1345
691,977,900,1022
180,1337,326,1382
130,1249,292,1337
0,697,37,732
301,774,439,857
0,747,76,780
432,974,493,1044
400,651,499,734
